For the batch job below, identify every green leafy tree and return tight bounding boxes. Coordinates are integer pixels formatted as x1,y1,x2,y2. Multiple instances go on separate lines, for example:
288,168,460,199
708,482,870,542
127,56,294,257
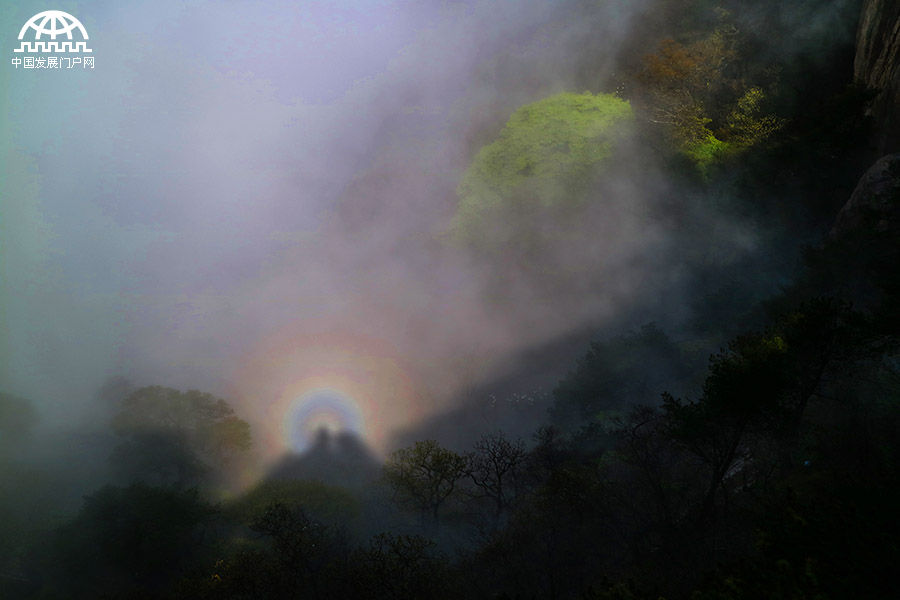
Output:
450,91,634,252
725,87,783,147
663,299,864,526
383,440,467,532
635,22,783,175
111,386,252,487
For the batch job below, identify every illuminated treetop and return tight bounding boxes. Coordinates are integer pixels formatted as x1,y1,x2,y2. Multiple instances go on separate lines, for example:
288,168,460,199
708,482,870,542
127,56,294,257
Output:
450,91,634,246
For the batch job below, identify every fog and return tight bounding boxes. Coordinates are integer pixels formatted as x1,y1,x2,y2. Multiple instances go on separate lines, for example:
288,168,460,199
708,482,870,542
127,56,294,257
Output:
1,0,846,465
5,1,893,598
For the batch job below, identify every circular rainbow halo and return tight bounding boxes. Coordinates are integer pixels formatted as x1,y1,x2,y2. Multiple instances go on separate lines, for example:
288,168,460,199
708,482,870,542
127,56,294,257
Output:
282,388,365,453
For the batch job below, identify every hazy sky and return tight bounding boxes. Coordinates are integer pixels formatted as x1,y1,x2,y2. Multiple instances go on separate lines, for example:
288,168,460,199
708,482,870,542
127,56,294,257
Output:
4,0,754,458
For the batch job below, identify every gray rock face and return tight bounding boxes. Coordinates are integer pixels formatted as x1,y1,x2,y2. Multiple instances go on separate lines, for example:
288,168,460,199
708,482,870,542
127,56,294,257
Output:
831,153,900,238
817,154,900,319
855,0,900,153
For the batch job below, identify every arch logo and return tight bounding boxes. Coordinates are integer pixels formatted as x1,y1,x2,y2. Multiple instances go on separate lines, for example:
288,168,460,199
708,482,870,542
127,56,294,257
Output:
11,10,95,70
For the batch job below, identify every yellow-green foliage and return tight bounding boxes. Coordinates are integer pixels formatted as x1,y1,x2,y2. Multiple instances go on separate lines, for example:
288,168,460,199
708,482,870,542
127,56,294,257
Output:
639,27,784,179
682,131,733,177
674,88,783,178
679,88,781,176
726,87,784,147
451,92,634,245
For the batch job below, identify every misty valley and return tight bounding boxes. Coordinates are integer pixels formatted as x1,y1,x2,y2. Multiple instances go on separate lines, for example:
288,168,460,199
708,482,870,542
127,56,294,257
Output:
2,1,899,599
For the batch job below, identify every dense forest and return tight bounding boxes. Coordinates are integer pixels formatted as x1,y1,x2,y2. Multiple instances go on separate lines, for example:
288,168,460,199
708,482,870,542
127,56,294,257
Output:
2,0,899,598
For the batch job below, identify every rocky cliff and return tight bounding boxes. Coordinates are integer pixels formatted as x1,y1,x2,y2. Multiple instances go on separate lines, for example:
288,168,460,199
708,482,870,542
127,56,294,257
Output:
832,153,900,236
824,153,900,323
855,0,900,153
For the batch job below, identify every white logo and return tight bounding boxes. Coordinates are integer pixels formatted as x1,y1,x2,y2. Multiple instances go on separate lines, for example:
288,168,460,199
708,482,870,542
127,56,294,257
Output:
16,10,92,53
10,10,94,70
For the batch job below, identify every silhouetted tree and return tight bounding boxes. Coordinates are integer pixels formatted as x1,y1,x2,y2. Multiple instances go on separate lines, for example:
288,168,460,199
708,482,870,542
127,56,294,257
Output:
354,533,448,600
465,431,528,528
29,484,216,599
249,502,348,597
383,440,466,532
549,323,693,429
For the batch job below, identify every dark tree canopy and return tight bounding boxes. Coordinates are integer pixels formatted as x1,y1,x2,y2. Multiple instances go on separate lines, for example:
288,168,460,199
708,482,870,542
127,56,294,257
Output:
383,440,467,530
550,323,695,428
110,386,251,486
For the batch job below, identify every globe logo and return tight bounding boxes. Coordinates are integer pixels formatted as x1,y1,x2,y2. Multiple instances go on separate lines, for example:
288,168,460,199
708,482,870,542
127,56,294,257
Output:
15,10,92,53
